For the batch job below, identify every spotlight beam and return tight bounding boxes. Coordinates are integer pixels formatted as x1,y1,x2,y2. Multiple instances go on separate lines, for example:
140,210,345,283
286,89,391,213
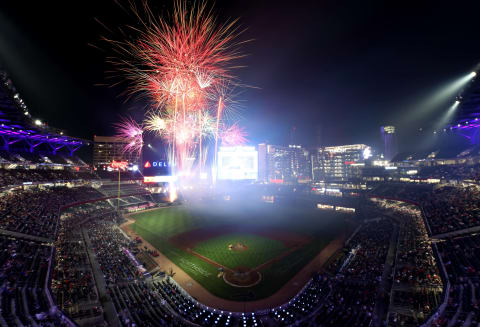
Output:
422,73,474,112
399,71,477,125
434,100,460,130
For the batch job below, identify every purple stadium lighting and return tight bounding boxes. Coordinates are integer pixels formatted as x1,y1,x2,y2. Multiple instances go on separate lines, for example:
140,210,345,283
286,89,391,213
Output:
0,122,85,155
447,114,480,144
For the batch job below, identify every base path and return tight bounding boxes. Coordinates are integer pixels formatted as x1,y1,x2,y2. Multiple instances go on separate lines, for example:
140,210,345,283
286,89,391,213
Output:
121,216,345,312
185,248,232,272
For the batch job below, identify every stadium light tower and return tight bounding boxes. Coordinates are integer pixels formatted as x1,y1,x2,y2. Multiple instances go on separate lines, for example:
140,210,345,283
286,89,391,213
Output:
404,70,478,122
111,160,128,210
428,72,476,107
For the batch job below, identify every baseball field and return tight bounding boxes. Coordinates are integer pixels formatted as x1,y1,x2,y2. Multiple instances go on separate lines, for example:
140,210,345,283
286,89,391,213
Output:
129,202,350,301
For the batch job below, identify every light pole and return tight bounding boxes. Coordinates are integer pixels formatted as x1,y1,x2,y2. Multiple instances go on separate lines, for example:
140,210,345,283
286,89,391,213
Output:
111,161,128,211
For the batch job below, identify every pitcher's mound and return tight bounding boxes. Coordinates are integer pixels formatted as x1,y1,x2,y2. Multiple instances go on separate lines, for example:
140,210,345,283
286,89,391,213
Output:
228,242,248,252
223,266,261,288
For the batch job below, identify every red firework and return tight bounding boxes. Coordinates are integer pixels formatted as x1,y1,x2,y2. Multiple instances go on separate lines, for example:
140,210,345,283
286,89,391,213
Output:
105,0,246,109
103,1,249,176
220,123,247,146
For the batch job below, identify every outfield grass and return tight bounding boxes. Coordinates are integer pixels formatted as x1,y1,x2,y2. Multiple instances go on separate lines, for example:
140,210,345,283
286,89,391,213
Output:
130,203,350,301
194,233,286,269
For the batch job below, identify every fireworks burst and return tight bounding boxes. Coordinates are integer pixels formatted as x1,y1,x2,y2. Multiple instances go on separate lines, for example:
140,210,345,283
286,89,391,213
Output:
144,111,169,136
103,0,249,179
113,116,144,155
197,111,216,137
220,123,247,146
104,0,246,108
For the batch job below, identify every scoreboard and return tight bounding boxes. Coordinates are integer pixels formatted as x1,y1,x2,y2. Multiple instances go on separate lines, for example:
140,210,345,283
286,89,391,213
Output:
217,146,258,180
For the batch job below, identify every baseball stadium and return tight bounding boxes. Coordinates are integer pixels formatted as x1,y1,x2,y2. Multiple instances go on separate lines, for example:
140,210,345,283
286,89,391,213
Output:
2,1,480,326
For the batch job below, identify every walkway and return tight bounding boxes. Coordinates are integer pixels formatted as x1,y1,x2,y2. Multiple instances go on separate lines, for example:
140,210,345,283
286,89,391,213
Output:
0,228,51,243
81,228,120,327
373,224,399,327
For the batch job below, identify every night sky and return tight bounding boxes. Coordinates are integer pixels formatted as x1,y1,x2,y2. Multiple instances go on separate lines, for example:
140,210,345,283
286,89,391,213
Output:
1,1,479,152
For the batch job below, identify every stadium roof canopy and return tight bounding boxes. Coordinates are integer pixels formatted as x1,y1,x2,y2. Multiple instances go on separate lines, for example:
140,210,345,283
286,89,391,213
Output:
0,68,89,155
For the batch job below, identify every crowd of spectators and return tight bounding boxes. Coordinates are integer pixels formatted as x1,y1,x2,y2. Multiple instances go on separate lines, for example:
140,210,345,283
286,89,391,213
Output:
370,183,432,204
51,222,103,323
311,278,375,327
416,164,480,182
372,183,480,235
60,200,115,229
364,198,444,326
340,220,392,282
270,273,331,325
323,221,392,326
86,215,144,285
50,200,123,325
423,185,480,235
0,235,72,326
431,234,480,326
108,280,179,326
0,186,104,239
0,167,98,187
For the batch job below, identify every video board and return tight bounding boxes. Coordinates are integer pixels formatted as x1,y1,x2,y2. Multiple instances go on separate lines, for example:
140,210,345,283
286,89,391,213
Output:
217,146,258,180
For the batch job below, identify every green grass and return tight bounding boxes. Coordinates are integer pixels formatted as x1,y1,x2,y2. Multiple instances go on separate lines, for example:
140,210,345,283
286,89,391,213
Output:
194,233,286,269
130,207,207,238
130,203,351,301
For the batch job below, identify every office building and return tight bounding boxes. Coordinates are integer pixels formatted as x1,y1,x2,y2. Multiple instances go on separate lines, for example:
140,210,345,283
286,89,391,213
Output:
93,135,141,167
313,144,371,182
260,143,311,183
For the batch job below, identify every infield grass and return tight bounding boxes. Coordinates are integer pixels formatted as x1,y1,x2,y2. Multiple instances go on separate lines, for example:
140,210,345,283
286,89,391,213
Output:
194,233,286,269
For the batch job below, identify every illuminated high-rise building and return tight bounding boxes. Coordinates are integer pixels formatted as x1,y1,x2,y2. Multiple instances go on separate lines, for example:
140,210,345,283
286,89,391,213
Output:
262,144,311,183
289,145,311,182
381,126,398,161
266,145,291,183
313,144,371,182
